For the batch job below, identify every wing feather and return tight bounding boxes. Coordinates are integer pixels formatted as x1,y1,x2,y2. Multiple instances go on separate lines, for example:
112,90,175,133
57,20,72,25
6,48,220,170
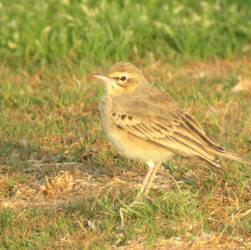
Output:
110,97,222,162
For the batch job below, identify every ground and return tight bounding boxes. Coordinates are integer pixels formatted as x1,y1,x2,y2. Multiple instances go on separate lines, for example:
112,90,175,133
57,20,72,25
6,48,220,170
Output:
0,59,251,249
0,0,251,249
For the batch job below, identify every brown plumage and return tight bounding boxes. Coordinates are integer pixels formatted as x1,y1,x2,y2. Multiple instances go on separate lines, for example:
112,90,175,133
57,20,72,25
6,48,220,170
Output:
94,62,251,197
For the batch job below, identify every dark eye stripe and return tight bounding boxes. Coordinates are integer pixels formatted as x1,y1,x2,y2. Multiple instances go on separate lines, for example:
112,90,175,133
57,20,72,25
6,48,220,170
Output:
111,77,120,80
117,82,127,87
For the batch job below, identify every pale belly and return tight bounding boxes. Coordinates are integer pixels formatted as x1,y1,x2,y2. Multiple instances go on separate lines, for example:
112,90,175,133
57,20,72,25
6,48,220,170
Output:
99,96,173,163
105,124,173,163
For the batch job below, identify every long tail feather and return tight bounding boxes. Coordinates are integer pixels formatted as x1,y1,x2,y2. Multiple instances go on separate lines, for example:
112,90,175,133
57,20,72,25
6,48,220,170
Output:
220,151,251,165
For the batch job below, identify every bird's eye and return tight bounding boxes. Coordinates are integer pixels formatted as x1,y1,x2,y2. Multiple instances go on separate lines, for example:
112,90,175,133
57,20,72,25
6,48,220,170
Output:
120,76,127,81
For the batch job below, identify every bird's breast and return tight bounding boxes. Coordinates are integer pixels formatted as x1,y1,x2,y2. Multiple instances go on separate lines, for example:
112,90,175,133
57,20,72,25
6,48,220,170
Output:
99,96,173,163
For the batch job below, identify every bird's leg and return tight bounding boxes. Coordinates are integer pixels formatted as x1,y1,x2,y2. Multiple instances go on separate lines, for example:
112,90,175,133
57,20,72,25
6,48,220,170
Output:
136,162,155,199
143,162,161,196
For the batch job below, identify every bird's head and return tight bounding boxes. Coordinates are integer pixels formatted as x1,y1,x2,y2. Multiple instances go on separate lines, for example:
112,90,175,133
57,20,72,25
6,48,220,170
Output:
93,62,149,95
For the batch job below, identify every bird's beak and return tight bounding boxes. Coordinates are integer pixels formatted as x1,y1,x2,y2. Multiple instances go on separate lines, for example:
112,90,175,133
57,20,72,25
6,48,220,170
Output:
92,74,113,84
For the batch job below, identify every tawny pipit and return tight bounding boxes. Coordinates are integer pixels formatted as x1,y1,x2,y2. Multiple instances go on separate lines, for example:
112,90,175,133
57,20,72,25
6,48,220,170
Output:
94,62,251,197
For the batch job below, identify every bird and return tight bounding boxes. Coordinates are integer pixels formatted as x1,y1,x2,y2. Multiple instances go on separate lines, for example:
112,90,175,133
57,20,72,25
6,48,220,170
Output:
93,62,251,197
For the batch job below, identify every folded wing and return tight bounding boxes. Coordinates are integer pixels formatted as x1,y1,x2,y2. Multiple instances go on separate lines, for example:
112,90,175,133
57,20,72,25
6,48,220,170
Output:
110,96,225,167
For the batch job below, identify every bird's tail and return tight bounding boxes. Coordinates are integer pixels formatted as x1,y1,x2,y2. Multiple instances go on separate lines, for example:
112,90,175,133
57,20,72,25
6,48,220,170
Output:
220,151,251,165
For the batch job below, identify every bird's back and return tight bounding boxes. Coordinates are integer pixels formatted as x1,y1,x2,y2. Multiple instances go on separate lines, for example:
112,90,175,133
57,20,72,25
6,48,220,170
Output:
108,84,227,167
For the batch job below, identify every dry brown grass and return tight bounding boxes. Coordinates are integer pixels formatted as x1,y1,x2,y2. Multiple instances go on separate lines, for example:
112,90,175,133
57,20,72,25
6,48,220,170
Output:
0,59,250,249
119,234,251,250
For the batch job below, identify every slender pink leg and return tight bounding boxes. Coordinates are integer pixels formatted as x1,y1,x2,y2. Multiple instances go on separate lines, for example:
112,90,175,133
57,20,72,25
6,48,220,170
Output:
137,165,154,199
144,162,161,196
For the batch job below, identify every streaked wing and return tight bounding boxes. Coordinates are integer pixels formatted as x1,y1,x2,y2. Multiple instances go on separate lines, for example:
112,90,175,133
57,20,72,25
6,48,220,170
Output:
110,96,225,164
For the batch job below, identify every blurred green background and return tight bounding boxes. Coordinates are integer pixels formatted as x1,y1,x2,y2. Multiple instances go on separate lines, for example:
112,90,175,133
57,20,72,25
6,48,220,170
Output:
1,0,251,70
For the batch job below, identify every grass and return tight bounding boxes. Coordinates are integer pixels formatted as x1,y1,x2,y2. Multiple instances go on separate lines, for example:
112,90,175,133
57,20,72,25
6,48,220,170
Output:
0,0,251,249
1,0,251,70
